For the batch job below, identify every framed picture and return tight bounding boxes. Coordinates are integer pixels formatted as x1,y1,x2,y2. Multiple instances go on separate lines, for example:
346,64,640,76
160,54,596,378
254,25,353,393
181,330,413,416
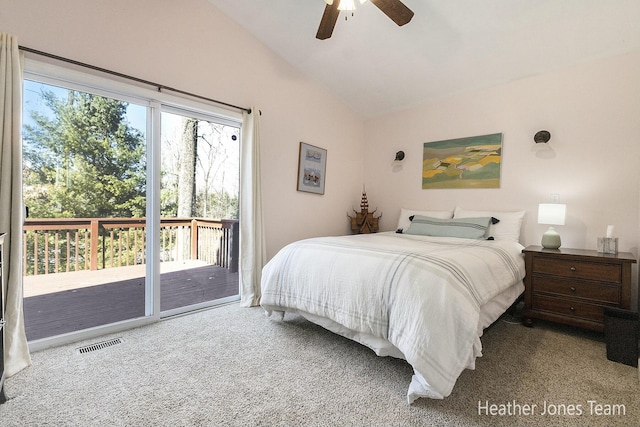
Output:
422,133,503,189
297,142,327,195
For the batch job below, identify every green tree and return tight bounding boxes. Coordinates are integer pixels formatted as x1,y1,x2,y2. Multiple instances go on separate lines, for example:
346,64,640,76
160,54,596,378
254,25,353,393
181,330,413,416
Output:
23,90,146,218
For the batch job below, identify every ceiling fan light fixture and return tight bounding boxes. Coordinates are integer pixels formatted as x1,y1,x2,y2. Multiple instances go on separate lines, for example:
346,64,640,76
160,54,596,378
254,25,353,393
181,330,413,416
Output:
324,0,368,12
340,0,356,12
317,0,411,40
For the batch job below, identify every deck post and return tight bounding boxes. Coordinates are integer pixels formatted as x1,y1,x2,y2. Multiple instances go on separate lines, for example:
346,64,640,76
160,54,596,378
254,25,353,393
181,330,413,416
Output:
90,219,99,270
190,219,198,260
229,221,239,273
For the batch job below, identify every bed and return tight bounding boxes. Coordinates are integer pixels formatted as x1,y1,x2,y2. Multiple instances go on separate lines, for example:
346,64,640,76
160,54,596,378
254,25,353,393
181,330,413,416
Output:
260,208,526,403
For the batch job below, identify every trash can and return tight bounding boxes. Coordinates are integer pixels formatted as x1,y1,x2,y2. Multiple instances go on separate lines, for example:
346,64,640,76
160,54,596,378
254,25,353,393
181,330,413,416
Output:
603,307,639,368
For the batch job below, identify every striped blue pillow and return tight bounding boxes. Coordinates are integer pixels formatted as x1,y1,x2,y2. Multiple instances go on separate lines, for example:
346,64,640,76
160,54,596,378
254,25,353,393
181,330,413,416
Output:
404,215,493,239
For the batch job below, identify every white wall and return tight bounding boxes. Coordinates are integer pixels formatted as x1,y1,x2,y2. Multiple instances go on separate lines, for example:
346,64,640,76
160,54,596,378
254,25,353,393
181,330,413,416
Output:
363,50,640,308
0,0,365,258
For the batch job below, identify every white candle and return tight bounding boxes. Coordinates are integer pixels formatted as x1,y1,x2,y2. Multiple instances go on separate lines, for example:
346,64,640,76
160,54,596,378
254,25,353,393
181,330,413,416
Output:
606,225,615,238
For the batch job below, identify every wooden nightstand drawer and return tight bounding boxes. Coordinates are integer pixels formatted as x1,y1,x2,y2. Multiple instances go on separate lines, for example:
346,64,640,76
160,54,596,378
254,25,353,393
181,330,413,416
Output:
533,294,606,323
522,246,636,332
532,257,621,283
531,277,620,304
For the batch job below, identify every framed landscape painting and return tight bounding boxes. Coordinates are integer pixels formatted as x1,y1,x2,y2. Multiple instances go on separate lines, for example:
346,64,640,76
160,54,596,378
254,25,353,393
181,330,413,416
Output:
422,133,503,189
297,142,327,195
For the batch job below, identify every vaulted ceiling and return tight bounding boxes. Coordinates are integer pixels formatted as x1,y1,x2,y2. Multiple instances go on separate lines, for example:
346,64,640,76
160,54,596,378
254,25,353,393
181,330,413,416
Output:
208,0,640,118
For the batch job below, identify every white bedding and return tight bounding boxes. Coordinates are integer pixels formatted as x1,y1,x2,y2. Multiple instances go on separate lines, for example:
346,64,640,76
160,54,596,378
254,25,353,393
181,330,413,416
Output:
260,232,525,403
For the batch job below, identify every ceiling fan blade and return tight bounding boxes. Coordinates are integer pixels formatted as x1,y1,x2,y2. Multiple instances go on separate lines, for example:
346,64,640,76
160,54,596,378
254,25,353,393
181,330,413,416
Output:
316,2,340,40
370,0,414,26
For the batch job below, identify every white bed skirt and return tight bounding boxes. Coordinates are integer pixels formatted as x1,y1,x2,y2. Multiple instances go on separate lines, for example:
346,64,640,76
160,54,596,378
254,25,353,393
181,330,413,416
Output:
265,281,524,403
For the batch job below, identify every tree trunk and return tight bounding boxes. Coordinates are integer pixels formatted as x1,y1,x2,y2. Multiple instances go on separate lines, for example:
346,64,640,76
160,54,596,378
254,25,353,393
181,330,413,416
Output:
177,118,197,217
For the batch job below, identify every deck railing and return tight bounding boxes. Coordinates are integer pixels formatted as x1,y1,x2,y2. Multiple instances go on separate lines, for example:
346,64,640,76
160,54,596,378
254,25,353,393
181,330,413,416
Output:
23,217,239,276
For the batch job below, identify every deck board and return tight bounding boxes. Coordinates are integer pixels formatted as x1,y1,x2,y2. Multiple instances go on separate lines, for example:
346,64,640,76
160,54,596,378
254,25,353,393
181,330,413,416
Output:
24,265,238,341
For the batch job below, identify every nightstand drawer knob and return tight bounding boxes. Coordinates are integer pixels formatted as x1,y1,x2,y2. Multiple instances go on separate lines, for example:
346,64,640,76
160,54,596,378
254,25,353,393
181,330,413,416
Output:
570,286,576,292
570,266,576,272
570,306,576,311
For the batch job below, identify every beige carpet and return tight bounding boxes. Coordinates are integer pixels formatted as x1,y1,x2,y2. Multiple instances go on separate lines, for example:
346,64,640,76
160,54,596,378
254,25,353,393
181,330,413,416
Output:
1,303,638,426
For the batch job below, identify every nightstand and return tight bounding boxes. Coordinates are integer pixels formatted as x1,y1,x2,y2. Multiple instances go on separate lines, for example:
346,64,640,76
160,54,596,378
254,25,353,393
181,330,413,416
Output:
522,245,636,332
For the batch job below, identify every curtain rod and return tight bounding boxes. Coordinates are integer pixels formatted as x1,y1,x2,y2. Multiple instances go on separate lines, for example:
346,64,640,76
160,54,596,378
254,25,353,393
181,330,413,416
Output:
19,45,252,114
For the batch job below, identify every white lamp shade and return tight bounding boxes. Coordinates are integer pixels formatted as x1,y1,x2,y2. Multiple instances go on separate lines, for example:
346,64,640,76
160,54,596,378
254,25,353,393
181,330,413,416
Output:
538,203,566,226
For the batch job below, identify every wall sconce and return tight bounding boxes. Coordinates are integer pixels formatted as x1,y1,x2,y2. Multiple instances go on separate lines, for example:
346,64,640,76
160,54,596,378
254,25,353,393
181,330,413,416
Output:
534,130,551,144
538,203,566,249
533,130,551,151
392,150,405,171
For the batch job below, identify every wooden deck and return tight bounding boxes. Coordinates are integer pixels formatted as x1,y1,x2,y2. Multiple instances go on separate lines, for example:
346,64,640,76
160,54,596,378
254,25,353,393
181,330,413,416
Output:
23,265,239,341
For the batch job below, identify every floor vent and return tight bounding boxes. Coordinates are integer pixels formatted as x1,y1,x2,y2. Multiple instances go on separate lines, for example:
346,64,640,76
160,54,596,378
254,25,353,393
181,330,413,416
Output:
76,338,123,355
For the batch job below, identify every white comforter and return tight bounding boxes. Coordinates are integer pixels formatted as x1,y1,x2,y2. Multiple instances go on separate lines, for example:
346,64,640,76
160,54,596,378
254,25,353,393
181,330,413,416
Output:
260,232,525,402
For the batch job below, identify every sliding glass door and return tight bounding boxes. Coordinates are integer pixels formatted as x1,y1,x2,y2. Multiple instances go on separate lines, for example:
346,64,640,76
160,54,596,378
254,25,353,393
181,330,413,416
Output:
21,60,242,343
22,79,149,341
159,108,240,316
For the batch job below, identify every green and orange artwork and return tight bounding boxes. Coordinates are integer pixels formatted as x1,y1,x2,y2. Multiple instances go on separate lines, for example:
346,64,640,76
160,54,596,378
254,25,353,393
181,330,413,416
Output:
422,133,502,189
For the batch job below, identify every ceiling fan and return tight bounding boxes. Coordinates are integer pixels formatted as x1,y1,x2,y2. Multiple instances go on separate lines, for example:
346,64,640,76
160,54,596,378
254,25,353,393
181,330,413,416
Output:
316,0,414,40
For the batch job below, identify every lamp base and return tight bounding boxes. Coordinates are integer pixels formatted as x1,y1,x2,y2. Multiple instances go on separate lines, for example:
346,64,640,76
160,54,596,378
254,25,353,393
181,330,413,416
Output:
541,226,562,249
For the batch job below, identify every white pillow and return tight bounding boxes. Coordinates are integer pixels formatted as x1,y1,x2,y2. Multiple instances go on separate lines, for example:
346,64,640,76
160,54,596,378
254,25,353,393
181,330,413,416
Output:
453,207,525,242
397,208,454,232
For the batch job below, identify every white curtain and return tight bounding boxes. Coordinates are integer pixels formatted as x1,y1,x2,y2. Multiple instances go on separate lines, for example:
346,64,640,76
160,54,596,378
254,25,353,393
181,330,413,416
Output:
0,33,31,376
239,108,266,307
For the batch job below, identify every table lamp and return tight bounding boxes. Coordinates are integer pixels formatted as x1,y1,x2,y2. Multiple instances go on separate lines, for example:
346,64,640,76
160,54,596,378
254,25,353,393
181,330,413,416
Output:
538,203,566,249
